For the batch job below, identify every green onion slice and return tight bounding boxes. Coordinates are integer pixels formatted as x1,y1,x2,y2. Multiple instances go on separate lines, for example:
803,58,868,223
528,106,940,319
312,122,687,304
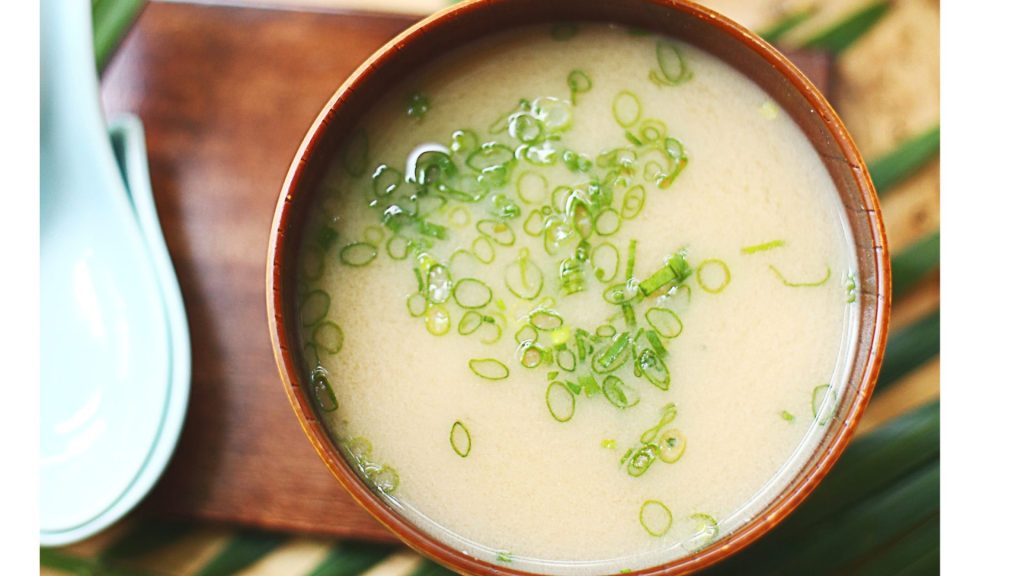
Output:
594,208,622,236
636,348,670,390
650,41,693,86
518,342,549,369
504,251,545,300
546,381,576,422
696,258,731,294
769,264,832,287
523,210,545,237
594,332,631,373
471,235,496,263
313,321,344,354
406,293,428,317
626,444,659,477
613,91,642,127
812,383,837,425
447,206,472,228
469,358,510,380
603,375,640,409
640,500,673,537
450,128,479,155
517,171,548,204
345,436,373,464
621,185,646,220
367,465,400,494
458,311,484,335
556,347,577,371
453,278,493,309
300,290,330,327
372,164,402,198
645,307,683,338
310,367,338,412
529,308,564,331
515,324,539,344
686,514,719,551
657,428,686,463
741,239,785,254
450,421,472,457
476,219,516,246
567,69,592,104
386,235,412,260
340,242,378,267
591,242,620,283
424,305,451,336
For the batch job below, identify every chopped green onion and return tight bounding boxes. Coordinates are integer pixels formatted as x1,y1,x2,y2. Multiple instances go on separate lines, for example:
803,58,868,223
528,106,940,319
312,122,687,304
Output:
476,219,516,246
696,258,731,293
644,329,668,358
471,235,496,263
595,332,632,373
613,91,642,128
556,347,577,371
339,242,378,267
621,185,646,220
367,465,400,494
300,290,330,327
386,235,412,260
846,272,857,303
450,129,479,155
657,428,686,463
518,342,550,369
450,421,471,457
372,164,402,198
424,305,451,336
645,307,683,338
650,41,692,86
640,403,677,443
591,242,621,283
636,347,670,390
741,239,786,254
769,264,832,287
447,206,471,228
686,513,719,551
453,278,493,309
469,358,510,380
626,444,659,477
594,208,622,236
579,372,601,397
812,384,837,426
516,171,548,204
523,210,545,237
546,381,576,422
601,439,617,450
406,91,430,121
496,551,513,564
559,256,586,295
504,250,544,300
603,375,640,409
458,311,484,335
362,226,385,246
639,250,692,296
406,293,427,317
310,367,338,412
781,410,795,422
312,321,344,354
344,436,373,464
567,69,592,105
530,309,564,331
595,324,617,339
515,324,539,344
640,500,673,537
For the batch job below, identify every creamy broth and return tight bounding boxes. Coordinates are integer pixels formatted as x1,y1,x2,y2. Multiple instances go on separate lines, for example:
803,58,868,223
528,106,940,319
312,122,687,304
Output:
296,23,858,574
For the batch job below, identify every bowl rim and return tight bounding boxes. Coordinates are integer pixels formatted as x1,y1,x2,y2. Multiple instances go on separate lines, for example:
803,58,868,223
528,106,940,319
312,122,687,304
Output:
267,0,890,573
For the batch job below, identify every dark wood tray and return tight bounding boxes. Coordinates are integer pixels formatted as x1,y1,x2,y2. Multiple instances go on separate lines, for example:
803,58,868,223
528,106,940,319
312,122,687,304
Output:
100,1,830,540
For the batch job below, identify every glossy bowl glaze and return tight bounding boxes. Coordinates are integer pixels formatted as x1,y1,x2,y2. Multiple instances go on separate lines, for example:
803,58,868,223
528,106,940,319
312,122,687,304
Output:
267,1,889,573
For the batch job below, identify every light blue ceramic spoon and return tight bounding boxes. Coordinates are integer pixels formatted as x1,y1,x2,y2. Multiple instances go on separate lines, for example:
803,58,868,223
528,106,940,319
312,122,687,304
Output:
41,0,190,545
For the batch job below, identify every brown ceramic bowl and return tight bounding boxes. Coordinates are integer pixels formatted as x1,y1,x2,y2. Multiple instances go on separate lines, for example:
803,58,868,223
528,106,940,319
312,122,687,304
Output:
267,0,890,573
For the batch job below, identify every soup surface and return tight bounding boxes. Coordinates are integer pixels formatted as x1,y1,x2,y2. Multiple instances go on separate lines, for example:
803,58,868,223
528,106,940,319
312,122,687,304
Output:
295,23,858,574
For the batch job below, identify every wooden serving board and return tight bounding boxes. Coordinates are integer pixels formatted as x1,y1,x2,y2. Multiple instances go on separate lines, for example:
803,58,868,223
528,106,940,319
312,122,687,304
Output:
99,2,831,540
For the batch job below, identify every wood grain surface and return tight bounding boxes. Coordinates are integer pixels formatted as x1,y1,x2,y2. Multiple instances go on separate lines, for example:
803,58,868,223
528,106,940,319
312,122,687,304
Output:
99,1,831,540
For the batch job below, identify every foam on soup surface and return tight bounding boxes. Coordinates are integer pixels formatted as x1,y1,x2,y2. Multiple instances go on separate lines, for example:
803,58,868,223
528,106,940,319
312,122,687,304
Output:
296,23,858,574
